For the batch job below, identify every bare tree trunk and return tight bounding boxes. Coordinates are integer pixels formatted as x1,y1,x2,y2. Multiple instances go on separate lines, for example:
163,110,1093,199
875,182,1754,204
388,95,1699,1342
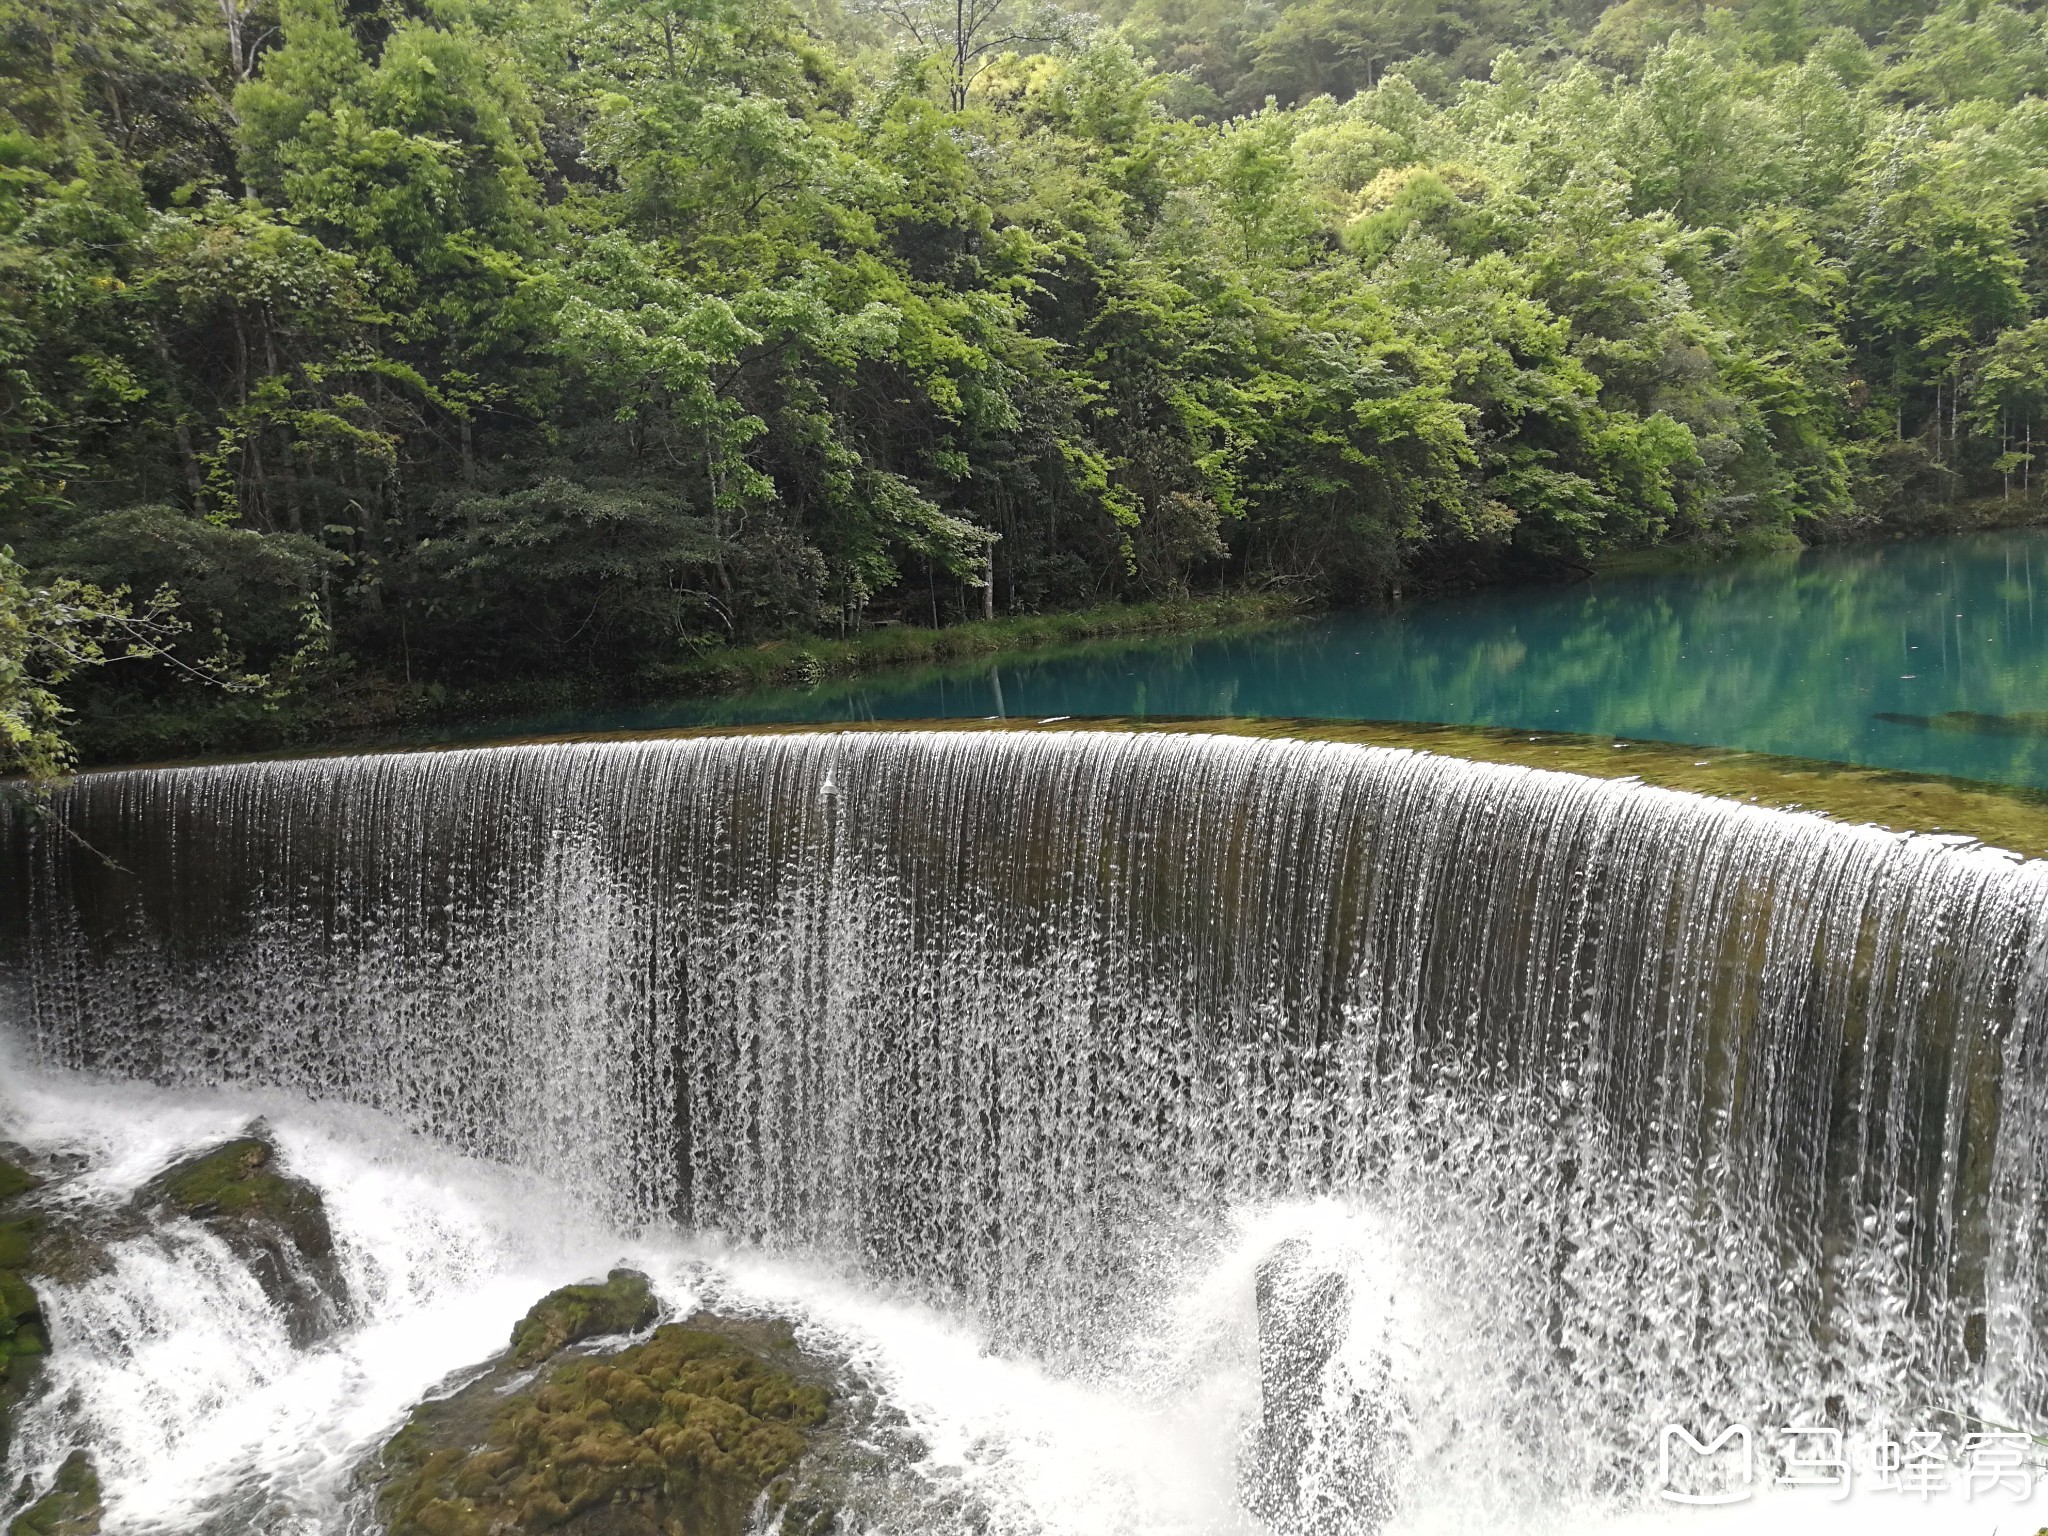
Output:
219,0,263,84
953,0,967,108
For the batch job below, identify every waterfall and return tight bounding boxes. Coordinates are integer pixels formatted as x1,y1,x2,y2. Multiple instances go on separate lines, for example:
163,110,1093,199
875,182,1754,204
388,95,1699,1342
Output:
5,727,2048,1519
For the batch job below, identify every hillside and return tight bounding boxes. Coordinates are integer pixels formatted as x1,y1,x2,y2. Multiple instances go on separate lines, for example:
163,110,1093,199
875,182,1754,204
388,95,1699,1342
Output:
3,0,2046,758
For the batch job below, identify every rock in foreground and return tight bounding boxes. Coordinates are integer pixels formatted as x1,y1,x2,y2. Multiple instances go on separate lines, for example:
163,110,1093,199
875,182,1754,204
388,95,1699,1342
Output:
0,1151,48,1467
134,1131,348,1345
508,1267,659,1368
6,1449,102,1536
377,1271,832,1536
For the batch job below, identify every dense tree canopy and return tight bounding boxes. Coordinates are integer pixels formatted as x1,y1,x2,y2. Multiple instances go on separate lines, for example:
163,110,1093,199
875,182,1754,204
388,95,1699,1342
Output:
3,0,2047,754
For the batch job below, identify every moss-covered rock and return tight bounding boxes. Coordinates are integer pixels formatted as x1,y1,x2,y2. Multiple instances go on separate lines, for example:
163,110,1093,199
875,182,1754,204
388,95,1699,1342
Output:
0,1156,42,1209
138,1135,313,1227
134,1133,346,1345
0,1270,46,1460
6,1449,101,1536
0,1270,45,1367
0,1151,47,1418
507,1268,658,1369
0,1206,49,1468
0,1131,350,1469
376,1292,832,1536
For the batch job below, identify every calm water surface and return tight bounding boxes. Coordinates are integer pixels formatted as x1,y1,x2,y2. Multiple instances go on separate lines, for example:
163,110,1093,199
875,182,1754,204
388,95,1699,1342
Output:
496,529,2048,789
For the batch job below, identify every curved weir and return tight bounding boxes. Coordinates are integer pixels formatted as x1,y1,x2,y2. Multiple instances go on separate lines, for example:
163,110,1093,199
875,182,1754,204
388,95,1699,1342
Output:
6,727,2048,1523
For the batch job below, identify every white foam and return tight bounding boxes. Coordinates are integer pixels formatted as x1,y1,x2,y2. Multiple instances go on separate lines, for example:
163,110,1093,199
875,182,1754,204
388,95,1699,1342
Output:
1,1062,2039,1535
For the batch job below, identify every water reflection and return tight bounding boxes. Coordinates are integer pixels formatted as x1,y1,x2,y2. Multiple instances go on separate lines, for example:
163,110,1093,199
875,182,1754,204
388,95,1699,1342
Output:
466,528,2048,789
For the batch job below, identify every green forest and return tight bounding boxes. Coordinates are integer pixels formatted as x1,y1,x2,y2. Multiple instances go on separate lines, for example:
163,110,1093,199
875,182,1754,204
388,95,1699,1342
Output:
4,0,2048,766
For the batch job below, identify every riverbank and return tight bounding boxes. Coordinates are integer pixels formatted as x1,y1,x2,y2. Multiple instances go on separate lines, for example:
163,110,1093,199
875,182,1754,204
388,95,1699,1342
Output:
66,591,1309,768
644,592,1309,694
56,514,2048,774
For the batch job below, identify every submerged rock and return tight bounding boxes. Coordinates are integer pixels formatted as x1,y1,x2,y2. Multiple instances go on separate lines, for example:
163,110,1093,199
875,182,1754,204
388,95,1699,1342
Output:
7,1450,101,1536
134,1131,347,1345
1242,1239,1401,1536
375,1272,832,1536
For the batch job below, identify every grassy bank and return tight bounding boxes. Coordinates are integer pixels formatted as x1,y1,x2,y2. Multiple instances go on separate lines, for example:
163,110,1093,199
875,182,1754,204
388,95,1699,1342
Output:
640,593,1306,694
1590,527,1807,578
66,591,1310,768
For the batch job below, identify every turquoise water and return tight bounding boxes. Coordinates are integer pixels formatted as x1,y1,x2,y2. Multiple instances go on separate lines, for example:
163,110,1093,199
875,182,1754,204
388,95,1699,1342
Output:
508,529,2048,790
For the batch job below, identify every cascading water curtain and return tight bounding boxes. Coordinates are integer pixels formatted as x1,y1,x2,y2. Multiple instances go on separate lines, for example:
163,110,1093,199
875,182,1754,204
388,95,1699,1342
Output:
5,728,2048,1505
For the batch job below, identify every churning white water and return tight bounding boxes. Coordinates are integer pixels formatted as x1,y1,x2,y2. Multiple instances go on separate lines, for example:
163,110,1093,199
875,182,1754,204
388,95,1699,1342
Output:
0,1050,1308,1535
0,1063,1397,1534
4,728,2048,1532
7,1061,2031,1535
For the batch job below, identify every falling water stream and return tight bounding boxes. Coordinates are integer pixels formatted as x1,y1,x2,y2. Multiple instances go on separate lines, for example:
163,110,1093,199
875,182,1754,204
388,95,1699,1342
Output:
4,728,2048,1533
